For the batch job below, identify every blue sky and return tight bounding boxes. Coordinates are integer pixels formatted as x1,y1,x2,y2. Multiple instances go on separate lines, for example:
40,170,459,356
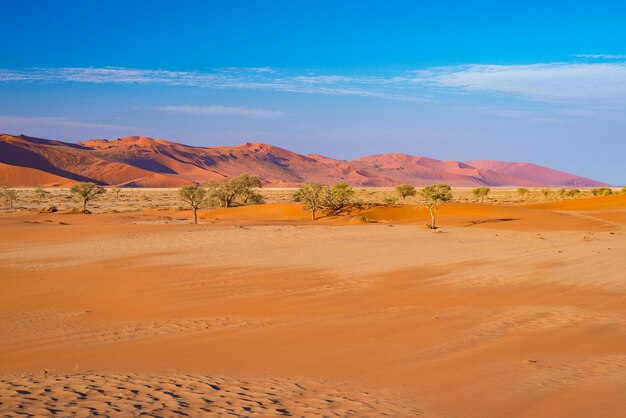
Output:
1,0,625,184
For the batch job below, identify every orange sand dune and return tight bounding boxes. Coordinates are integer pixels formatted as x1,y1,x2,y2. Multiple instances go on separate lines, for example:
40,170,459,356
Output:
201,201,618,231
0,162,75,187
1,133,609,187
1,205,625,417
529,193,626,210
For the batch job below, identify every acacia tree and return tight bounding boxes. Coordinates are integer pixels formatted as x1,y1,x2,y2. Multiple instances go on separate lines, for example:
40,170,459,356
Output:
205,174,264,208
420,184,453,229
178,184,209,224
293,183,329,220
322,183,355,216
70,182,105,213
395,184,417,200
472,186,490,202
231,174,264,204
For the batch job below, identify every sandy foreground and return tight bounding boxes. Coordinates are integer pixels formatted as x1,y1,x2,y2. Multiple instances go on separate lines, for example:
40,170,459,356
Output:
1,196,625,417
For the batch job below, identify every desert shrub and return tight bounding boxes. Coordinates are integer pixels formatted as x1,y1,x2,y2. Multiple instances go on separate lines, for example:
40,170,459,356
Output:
34,187,51,203
383,196,398,206
293,182,329,220
70,182,106,213
420,184,452,229
111,188,123,199
178,184,209,224
565,188,581,198
352,215,369,223
557,188,567,198
622,186,626,194
517,188,529,200
540,188,551,199
1,187,18,209
395,184,417,200
591,187,613,196
472,186,490,202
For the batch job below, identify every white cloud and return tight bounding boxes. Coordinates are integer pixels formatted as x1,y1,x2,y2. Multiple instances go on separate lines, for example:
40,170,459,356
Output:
3,62,626,106
154,105,284,118
412,63,626,104
0,66,428,102
0,114,135,130
572,54,626,60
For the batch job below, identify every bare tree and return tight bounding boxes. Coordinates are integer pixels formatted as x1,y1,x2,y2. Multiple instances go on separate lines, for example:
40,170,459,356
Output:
395,184,417,200
70,182,106,213
178,184,209,224
420,184,453,229
472,186,490,202
111,188,123,199
293,183,329,220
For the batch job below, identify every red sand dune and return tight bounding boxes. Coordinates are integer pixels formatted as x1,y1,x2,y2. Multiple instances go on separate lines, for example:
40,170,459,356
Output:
0,133,609,187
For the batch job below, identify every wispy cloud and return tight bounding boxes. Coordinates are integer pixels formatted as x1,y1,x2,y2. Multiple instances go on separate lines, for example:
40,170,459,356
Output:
478,108,563,123
154,105,284,118
2,62,626,106
0,114,136,130
0,67,426,102
572,54,626,60
411,63,626,105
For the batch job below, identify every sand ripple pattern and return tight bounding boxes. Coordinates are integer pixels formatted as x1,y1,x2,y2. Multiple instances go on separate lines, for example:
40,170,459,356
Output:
0,372,420,417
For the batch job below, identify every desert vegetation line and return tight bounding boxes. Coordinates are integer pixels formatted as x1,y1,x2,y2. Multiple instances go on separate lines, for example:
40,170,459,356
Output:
2,183,625,226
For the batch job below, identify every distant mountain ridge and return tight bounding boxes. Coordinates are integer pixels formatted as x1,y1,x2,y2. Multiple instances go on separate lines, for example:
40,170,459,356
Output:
0,133,609,187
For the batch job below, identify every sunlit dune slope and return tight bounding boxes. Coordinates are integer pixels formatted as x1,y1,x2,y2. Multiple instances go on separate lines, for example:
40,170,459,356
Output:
528,193,626,210
0,162,75,187
199,200,619,231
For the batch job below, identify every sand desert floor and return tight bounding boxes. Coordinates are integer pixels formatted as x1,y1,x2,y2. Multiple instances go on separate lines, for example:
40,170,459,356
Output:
1,195,625,417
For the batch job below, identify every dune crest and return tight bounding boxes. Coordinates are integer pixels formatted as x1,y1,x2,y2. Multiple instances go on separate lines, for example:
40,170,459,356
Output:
0,133,609,187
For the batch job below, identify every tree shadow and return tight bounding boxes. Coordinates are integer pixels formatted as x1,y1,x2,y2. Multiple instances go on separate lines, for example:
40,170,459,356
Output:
463,218,519,227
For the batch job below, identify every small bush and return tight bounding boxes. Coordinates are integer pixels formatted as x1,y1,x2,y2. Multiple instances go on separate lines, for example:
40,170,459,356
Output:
472,186,490,202
591,187,613,196
1,187,19,209
34,187,51,203
517,188,529,200
565,188,581,198
395,185,417,200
